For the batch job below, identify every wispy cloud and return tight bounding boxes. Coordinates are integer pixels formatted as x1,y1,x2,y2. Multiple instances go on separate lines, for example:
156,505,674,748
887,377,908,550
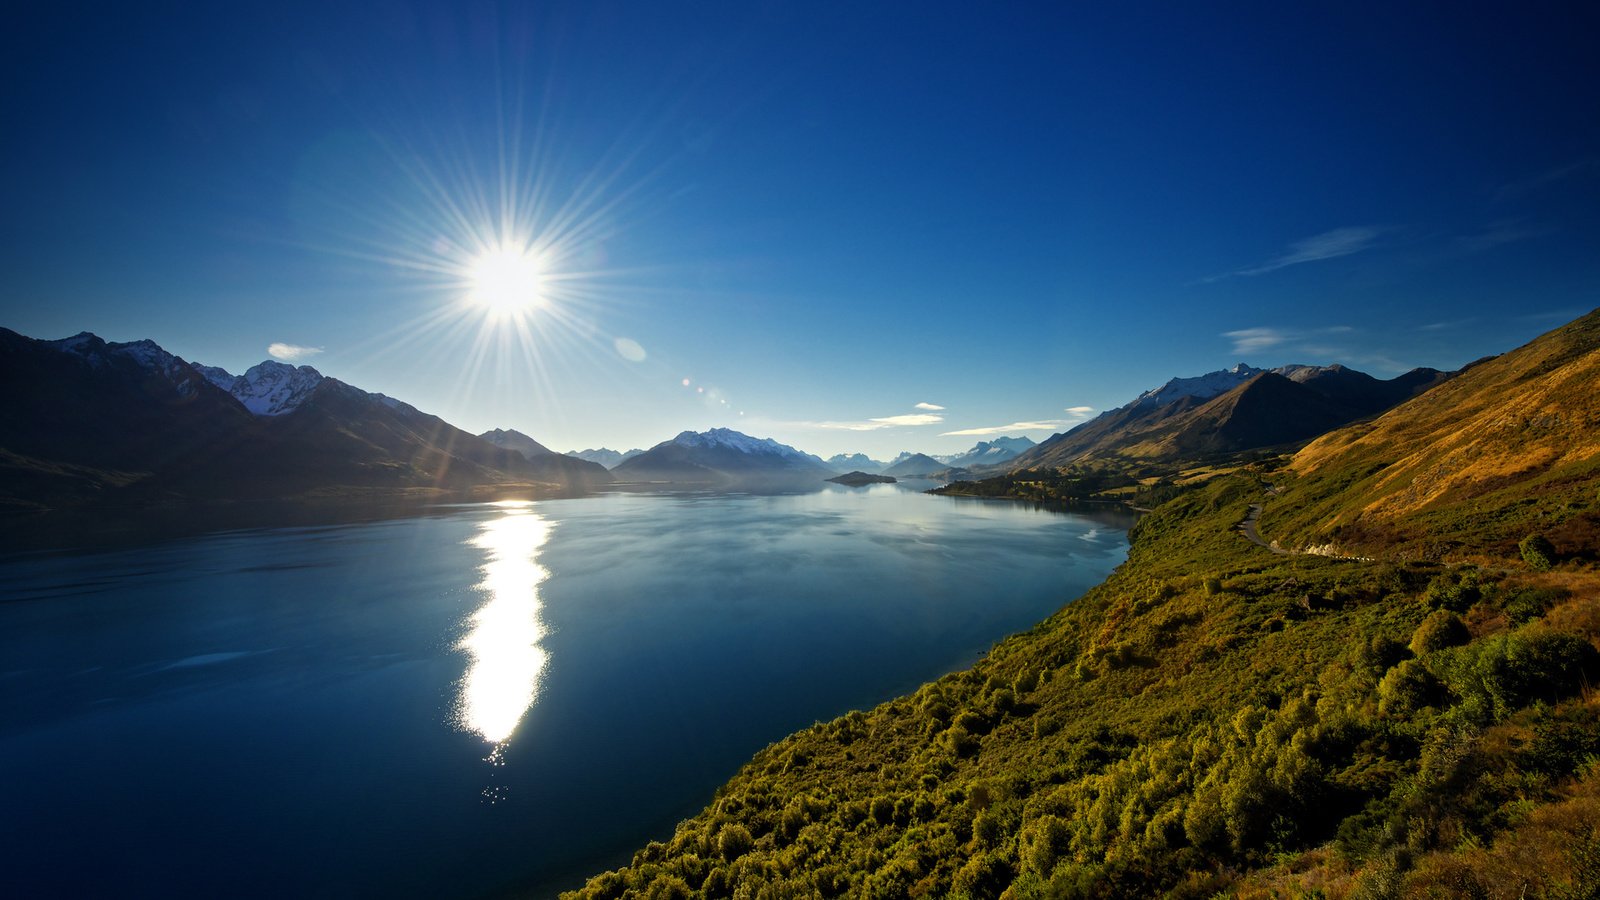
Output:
941,407,1094,437
1200,226,1385,283
941,421,1063,437
805,413,944,432
1493,158,1598,205
267,342,323,362
1221,325,1354,356
1455,219,1547,253
914,402,945,411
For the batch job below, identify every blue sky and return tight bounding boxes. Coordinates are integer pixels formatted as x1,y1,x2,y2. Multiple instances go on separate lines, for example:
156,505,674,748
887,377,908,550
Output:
3,3,1597,458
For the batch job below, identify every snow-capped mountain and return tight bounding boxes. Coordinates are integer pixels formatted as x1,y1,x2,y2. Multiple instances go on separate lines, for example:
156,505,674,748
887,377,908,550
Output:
612,428,834,484
937,436,1037,468
46,332,205,394
1,328,611,509
1132,363,1336,410
194,360,326,416
1007,361,1451,471
669,428,834,468
826,453,886,474
565,447,644,468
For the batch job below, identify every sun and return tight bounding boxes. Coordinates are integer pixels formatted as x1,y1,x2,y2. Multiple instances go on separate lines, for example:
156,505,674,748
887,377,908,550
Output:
467,244,547,315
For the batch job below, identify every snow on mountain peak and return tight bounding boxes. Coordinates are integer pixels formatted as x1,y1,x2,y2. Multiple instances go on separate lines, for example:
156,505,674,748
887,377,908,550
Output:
1133,364,1267,409
670,428,828,466
46,331,197,392
194,359,326,416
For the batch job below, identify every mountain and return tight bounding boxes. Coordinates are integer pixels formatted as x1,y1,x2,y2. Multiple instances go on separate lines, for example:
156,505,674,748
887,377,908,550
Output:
938,436,1036,468
480,428,554,459
568,308,1600,900
1008,362,1450,470
565,447,644,468
611,428,835,485
0,329,608,515
195,360,325,415
879,452,947,477
1264,307,1600,561
826,453,886,474
0,331,259,511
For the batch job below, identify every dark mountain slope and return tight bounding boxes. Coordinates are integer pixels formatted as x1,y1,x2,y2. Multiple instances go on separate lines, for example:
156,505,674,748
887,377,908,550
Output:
0,329,606,515
1010,364,1451,470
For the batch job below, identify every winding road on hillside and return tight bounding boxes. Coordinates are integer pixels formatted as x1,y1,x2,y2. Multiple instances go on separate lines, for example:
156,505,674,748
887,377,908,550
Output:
1236,504,1289,555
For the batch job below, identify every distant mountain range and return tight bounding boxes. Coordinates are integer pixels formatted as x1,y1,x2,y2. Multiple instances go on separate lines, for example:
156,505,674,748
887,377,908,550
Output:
937,436,1036,468
564,447,644,468
612,428,835,486
0,329,608,515
825,452,887,474
1007,362,1451,470
879,452,947,477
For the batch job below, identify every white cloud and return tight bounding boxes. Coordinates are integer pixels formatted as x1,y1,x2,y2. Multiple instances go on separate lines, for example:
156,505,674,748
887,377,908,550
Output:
267,342,323,362
941,420,1065,437
1492,158,1597,205
1221,325,1354,355
1239,226,1384,276
1199,226,1384,283
1222,327,1291,353
794,412,945,432
914,402,945,411
942,407,1094,437
613,337,647,362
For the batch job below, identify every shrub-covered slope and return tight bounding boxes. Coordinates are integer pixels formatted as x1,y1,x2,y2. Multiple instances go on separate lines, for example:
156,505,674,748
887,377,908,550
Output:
562,467,1600,898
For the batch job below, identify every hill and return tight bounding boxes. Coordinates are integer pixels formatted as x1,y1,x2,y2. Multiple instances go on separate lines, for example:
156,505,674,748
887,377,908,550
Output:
563,310,1600,899
0,329,608,519
612,428,835,486
1008,363,1448,471
880,453,947,477
1262,307,1600,563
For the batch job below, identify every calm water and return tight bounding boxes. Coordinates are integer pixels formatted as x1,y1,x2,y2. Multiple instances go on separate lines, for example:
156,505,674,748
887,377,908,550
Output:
0,484,1130,897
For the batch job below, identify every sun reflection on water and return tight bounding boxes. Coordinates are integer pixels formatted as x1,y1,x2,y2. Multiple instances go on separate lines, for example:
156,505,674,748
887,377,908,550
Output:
456,505,552,746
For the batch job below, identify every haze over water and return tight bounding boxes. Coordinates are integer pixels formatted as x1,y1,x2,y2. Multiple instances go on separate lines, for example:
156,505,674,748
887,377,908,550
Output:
0,484,1130,897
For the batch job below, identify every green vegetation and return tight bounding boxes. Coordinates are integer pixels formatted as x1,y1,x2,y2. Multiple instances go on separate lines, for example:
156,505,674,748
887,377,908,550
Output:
930,464,1139,504
565,311,1600,898
564,473,1600,898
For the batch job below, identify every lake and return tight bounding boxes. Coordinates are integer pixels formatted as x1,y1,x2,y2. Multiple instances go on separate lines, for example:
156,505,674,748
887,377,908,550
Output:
0,484,1131,898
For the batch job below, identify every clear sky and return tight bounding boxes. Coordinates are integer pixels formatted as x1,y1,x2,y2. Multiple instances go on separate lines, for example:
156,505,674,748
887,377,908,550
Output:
3,3,1597,459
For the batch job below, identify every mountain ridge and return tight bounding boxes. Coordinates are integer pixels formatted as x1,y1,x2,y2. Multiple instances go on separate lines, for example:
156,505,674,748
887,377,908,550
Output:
612,428,836,486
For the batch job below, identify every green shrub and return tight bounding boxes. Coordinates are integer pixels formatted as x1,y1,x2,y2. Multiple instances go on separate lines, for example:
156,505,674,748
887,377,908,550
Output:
1359,634,1412,676
1424,570,1482,612
1410,610,1470,655
1520,534,1557,571
1378,659,1445,716
715,823,753,861
1438,627,1600,723
1502,586,1566,625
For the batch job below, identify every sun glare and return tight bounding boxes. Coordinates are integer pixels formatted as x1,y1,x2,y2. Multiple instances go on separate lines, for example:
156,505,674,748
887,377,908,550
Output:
468,245,547,315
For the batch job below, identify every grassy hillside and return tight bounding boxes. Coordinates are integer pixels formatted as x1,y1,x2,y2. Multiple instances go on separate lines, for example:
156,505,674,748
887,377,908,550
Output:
562,471,1600,898
1263,308,1600,564
559,311,1600,899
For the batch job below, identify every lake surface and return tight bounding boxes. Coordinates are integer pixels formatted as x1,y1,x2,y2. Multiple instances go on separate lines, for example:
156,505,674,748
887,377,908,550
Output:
0,484,1131,898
